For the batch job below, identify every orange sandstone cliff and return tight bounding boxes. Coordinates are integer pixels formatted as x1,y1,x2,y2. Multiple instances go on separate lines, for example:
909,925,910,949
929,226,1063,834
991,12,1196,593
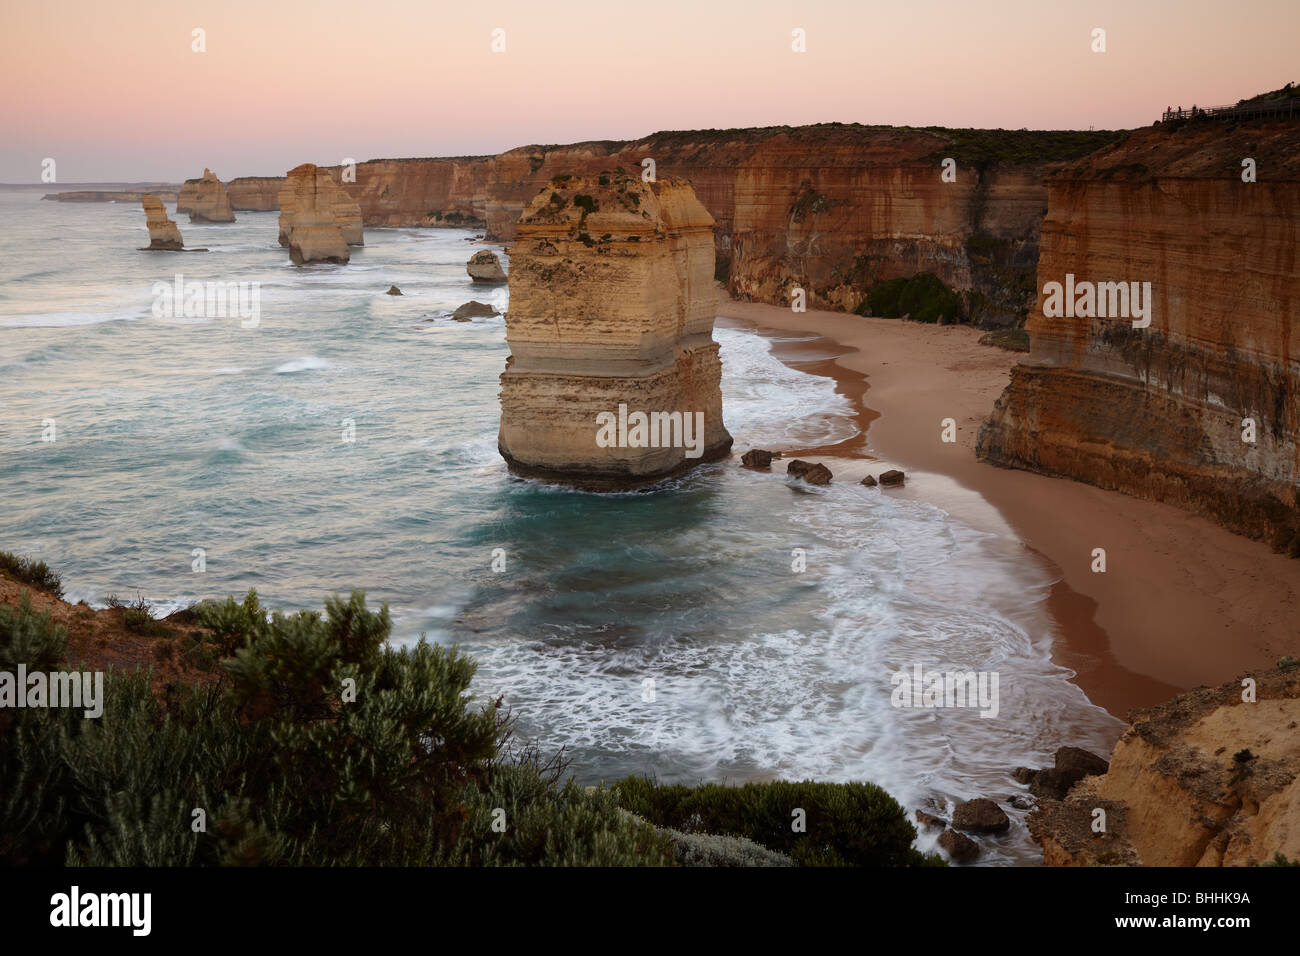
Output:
175,168,236,222
977,118,1300,546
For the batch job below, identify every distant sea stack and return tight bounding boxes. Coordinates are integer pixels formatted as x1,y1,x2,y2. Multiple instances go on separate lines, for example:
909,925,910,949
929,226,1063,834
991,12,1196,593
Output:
977,116,1300,548
279,164,350,265
497,170,732,487
278,164,363,248
140,194,184,250
176,168,235,222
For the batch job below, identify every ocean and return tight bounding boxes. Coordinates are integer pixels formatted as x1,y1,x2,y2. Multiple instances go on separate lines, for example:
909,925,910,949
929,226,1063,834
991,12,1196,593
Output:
0,186,1123,865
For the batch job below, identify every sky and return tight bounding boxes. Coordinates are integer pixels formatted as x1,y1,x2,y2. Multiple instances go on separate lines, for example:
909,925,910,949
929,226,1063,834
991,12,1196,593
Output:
1,0,1295,182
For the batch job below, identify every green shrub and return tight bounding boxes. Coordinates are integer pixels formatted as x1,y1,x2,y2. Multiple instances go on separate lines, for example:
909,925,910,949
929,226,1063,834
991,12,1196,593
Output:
653,823,796,866
613,776,941,866
858,272,962,324
572,193,598,215
0,551,64,598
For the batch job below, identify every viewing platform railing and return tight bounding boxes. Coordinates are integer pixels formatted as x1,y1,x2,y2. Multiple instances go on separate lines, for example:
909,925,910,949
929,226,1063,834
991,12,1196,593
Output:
1161,98,1298,122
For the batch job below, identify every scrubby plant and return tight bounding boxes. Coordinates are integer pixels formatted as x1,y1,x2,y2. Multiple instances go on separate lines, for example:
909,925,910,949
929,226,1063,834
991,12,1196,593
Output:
613,776,942,866
858,272,963,324
0,550,64,598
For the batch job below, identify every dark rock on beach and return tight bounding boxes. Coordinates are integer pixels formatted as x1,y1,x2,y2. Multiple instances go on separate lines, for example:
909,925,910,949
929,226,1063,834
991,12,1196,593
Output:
741,449,775,468
951,798,1010,834
878,469,906,486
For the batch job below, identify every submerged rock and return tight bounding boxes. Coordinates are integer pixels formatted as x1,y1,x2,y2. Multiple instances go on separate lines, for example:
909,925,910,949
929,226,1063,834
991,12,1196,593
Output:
385,285,402,295
741,449,775,468
467,250,506,283
861,474,878,487
451,300,500,321
938,828,980,863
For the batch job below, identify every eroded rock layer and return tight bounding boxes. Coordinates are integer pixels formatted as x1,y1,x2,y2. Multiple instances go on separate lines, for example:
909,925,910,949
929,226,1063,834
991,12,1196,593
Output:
278,165,363,247
279,164,350,265
1028,665,1300,866
498,173,732,486
978,119,1300,545
226,176,284,211
140,194,183,250
176,168,235,222
303,127,1118,326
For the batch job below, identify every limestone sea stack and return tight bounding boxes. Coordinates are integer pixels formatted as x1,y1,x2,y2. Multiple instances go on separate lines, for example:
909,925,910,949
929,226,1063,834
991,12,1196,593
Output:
176,168,235,222
497,170,732,486
279,164,350,265
140,194,184,250
467,250,506,283
278,164,363,247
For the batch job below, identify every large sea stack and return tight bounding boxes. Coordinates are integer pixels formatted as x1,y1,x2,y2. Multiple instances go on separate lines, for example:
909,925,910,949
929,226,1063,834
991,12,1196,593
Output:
278,164,363,247
176,168,235,222
140,194,184,250
497,171,733,486
279,164,351,265
977,117,1300,547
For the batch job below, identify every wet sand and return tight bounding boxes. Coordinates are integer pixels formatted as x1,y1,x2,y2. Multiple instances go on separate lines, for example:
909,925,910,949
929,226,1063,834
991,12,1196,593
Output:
718,292,1300,720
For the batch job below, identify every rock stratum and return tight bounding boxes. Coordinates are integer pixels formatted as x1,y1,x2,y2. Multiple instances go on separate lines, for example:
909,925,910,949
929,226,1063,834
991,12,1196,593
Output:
1028,664,1300,866
278,164,363,248
498,172,732,486
140,194,184,250
278,164,351,265
270,127,1117,327
978,118,1300,547
175,168,236,222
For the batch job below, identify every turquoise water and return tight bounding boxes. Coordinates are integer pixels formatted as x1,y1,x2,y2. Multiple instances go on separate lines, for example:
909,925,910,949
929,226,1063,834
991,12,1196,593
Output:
0,186,1122,864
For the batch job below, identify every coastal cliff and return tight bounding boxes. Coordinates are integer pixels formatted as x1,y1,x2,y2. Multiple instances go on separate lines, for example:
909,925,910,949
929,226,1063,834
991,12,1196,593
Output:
977,118,1300,546
226,176,284,211
317,127,1115,327
1028,664,1300,866
497,172,732,485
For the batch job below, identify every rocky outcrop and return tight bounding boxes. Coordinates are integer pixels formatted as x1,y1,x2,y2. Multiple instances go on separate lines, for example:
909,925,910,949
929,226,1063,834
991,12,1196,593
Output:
226,176,284,211
978,118,1300,547
451,301,499,321
1029,664,1300,866
497,172,732,486
278,165,362,247
279,164,350,265
467,250,506,283
44,188,179,203
176,168,235,222
140,194,183,250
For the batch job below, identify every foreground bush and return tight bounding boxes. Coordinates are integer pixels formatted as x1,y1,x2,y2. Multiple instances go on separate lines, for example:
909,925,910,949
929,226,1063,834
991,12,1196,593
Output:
0,591,668,866
0,551,64,598
1,587,928,867
614,776,942,867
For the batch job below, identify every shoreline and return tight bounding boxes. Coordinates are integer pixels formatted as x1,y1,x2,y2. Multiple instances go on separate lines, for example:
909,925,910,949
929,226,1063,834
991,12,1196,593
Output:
717,291,1300,721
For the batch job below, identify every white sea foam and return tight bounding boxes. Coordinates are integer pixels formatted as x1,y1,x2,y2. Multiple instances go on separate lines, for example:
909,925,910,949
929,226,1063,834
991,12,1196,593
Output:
273,356,333,374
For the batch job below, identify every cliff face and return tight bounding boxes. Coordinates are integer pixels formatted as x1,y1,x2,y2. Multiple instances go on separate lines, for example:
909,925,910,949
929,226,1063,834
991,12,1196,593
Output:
226,176,284,211
140,194,183,250
1029,665,1300,866
306,127,1115,327
279,164,350,265
978,119,1300,546
498,173,732,485
175,168,235,222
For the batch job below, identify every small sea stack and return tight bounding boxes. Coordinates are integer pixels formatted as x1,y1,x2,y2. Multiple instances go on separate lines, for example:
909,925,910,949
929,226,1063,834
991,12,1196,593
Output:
497,170,732,487
139,194,183,250
279,164,350,265
176,168,235,222
467,250,506,283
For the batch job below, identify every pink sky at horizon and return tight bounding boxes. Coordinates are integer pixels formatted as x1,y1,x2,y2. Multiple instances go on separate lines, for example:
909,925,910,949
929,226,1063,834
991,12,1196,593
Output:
1,0,1295,183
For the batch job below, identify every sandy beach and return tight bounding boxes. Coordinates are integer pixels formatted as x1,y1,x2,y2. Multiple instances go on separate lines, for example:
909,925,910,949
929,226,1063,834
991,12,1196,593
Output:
718,291,1300,719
